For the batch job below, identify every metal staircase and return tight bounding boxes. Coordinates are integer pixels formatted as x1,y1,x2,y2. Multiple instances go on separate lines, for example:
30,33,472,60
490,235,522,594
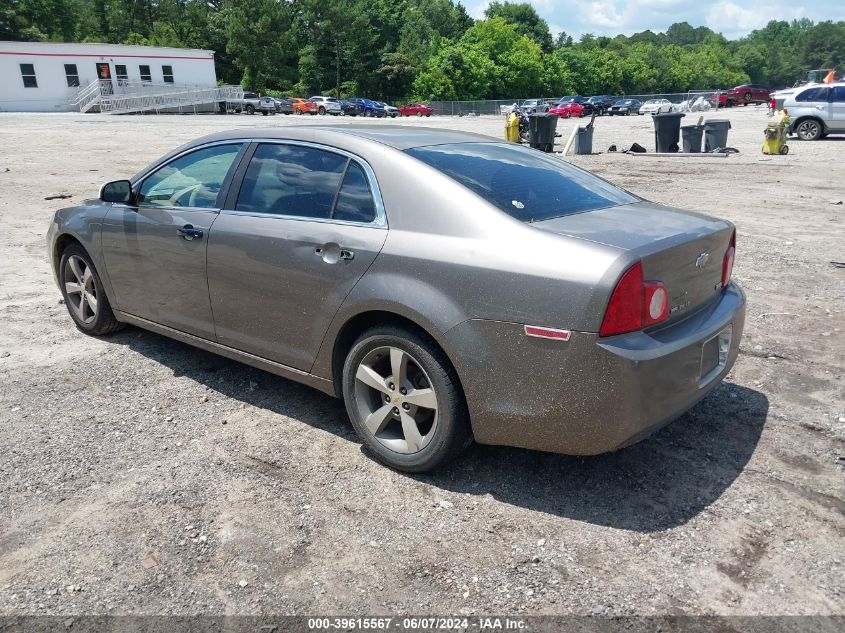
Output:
68,80,243,114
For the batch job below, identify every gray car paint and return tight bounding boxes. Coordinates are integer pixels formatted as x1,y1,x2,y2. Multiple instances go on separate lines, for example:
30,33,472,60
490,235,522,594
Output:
48,126,746,455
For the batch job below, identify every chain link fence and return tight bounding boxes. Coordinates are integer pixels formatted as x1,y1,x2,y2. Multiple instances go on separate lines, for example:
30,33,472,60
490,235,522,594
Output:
428,91,729,116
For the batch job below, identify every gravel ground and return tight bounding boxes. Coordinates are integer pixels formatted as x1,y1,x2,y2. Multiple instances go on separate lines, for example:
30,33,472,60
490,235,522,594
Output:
0,107,843,618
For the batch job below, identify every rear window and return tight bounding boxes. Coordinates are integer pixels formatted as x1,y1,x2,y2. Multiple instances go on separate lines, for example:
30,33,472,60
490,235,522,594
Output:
405,143,637,222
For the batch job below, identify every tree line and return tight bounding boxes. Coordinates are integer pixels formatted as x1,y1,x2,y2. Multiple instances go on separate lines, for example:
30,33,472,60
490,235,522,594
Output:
3,0,844,100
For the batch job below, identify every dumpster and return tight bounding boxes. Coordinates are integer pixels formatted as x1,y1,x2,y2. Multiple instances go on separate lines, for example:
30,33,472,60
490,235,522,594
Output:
704,119,731,152
680,124,704,152
573,125,594,155
653,112,685,152
528,113,558,152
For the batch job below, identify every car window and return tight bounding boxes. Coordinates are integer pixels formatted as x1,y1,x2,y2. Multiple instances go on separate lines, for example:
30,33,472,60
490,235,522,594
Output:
138,144,242,208
235,143,347,218
333,162,376,223
831,86,845,102
406,142,637,222
796,87,830,102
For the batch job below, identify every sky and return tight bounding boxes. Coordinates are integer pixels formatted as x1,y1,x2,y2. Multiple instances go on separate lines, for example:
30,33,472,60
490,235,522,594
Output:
467,0,845,40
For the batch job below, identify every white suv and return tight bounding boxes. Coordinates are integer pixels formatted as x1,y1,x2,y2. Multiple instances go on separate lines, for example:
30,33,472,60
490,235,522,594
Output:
309,96,342,116
782,83,845,140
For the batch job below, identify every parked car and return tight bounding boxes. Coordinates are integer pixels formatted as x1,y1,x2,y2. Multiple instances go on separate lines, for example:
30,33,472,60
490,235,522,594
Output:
782,83,845,140
347,98,384,117
548,100,585,118
339,99,362,116
376,101,400,118
587,95,614,115
727,84,772,105
639,98,673,115
608,99,642,115
273,97,294,115
399,102,433,117
228,91,263,115
310,95,342,116
519,99,549,114
557,95,593,116
53,127,744,472
288,97,317,115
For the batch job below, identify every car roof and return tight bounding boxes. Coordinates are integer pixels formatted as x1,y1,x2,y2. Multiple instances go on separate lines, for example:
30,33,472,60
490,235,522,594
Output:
189,126,498,151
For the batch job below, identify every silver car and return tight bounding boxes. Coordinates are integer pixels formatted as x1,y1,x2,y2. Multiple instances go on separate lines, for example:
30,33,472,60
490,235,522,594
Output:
47,127,745,472
309,96,342,116
782,83,845,140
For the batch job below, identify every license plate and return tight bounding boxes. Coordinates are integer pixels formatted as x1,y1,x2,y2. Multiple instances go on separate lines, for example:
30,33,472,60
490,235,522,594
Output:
699,326,732,388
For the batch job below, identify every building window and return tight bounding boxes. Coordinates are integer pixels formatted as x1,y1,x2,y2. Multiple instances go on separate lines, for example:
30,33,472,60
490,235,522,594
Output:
139,65,151,83
20,64,37,88
115,64,128,84
64,64,80,87
162,65,174,83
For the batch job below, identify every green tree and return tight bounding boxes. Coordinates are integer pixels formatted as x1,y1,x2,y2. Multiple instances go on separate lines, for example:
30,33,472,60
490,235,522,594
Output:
484,1,552,52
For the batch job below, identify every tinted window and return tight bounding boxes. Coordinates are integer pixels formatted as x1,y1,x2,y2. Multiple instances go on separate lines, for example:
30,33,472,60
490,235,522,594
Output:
139,64,151,82
162,65,174,83
796,87,830,102
20,63,37,88
236,144,347,218
64,63,79,87
334,162,376,223
831,86,845,102
405,143,637,222
139,144,242,208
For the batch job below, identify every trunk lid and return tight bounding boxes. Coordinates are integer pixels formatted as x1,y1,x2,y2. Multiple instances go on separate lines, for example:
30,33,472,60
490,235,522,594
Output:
534,202,734,321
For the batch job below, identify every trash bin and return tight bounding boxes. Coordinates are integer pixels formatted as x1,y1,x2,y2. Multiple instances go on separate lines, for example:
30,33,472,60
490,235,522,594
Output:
704,119,732,152
652,112,685,152
528,113,558,152
681,124,704,152
573,125,594,155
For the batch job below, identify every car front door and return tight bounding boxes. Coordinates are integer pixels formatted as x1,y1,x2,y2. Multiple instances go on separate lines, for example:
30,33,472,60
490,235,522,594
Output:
206,141,388,371
101,142,245,339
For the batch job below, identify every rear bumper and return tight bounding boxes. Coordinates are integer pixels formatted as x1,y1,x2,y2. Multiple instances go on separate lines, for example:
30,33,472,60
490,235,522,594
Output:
445,283,746,455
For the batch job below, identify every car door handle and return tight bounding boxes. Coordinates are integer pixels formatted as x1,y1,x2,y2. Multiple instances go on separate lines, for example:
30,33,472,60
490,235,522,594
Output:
177,225,203,240
315,244,354,263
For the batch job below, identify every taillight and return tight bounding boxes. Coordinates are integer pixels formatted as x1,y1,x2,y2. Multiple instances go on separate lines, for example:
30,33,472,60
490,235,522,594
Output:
599,262,669,337
722,230,736,288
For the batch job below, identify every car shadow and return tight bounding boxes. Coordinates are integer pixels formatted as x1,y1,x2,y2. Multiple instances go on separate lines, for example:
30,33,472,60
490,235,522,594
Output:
112,327,767,532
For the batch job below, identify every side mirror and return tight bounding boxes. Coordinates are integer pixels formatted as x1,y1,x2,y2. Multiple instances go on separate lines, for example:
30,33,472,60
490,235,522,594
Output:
100,179,133,203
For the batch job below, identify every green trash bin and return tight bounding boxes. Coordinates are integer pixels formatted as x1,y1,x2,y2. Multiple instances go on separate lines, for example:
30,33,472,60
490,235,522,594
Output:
704,119,732,152
652,112,685,152
681,124,704,152
528,113,558,152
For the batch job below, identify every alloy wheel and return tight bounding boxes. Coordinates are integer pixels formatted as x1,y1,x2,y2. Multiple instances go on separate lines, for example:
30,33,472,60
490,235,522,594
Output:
797,120,822,141
64,255,98,325
353,346,438,454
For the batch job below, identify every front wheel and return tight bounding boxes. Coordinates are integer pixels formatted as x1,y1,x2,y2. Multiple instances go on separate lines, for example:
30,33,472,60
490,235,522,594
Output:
565,111,571,119
343,325,470,472
796,119,823,141
245,105,255,115
417,111,423,118
318,106,326,115
59,244,123,336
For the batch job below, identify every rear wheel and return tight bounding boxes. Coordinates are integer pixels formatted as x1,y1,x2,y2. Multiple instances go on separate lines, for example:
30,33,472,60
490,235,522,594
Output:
796,119,823,141
59,244,123,336
417,111,423,117
342,325,470,472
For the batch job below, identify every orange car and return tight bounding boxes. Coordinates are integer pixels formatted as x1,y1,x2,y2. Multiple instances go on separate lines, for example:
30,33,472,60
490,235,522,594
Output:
288,97,317,115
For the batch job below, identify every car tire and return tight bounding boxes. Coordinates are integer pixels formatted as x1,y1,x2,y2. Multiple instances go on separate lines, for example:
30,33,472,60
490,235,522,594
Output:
58,244,124,336
261,110,268,116
565,111,571,119
342,324,471,473
245,105,255,115
417,112,423,117
796,119,823,141
318,106,326,115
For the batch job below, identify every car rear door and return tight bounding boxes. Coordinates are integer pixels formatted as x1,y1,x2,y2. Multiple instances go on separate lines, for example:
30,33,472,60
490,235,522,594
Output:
206,141,388,371
101,142,246,339
830,86,845,130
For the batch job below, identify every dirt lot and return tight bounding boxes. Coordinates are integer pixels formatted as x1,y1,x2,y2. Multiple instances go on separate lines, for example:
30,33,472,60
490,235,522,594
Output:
0,107,843,618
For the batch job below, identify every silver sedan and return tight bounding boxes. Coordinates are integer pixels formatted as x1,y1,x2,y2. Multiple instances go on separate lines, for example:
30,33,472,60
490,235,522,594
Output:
47,127,745,472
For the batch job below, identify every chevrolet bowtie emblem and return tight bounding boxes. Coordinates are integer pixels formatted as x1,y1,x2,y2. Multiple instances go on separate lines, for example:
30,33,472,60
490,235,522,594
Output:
695,252,711,268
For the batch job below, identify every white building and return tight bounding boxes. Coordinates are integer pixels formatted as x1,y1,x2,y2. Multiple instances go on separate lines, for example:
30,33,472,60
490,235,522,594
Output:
0,41,218,112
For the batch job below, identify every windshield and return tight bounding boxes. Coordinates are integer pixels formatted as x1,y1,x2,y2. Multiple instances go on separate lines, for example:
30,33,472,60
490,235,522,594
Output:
405,143,637,222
